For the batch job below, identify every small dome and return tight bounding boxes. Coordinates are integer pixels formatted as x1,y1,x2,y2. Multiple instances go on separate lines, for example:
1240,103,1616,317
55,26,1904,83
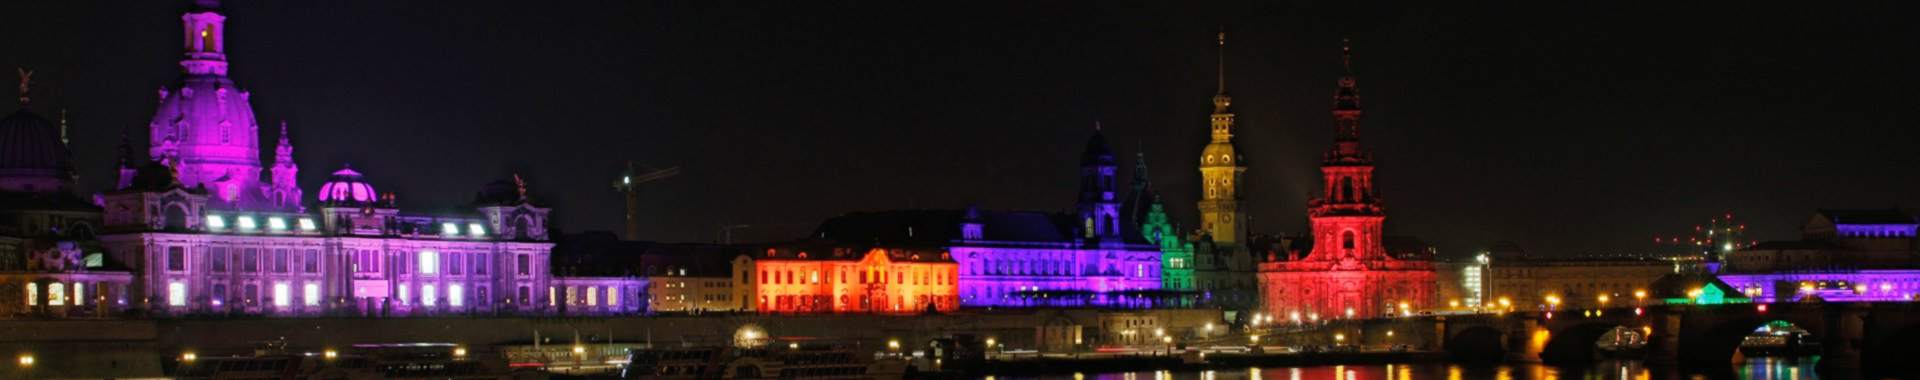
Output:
0,109,71,183
318,166,377,204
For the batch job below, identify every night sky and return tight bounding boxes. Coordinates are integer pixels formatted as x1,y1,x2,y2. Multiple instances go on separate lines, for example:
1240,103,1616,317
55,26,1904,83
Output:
2,1,1915,258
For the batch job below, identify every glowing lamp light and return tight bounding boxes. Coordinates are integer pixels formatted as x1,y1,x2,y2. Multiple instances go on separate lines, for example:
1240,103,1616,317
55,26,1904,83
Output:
468,223,486,236
17,354,32,366
323,350,338,359
1333,333,1346,342
1757,304,1768,313
1204,322,1214,332
297,218,317,231
1882,283,1895,292
1162,336,1172,344
1545,311,1554,320
1249,335,1260,344
1344,307,1355,319
442,222,460,236
182,352,197,362
236,216,257,230
454,347,467,357
572,346,585,354
267,217,288,231
788,343,799,350
205,215,226,229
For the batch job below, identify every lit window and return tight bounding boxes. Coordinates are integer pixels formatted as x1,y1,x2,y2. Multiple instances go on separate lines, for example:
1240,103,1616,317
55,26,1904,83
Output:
468,223,486,236
588,287,599,306
237,216,257,230
303,283,319,306
47,283,64,306
273,283,290,307
399,286,409,304
423,285,437,306
25,283,36,306
450,285,464,307
609,287,620,306
298,218,317,231
71,282,83,306
268,217,288,231
205,215,227,229
168,282,187,307
418,251,438,275
548,287,556,306
441,223,460,236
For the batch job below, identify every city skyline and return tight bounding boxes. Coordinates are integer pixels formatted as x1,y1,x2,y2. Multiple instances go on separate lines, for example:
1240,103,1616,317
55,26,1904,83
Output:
1,1,1914,257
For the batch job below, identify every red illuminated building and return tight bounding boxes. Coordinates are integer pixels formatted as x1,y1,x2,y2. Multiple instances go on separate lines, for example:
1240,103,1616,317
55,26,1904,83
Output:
749,246,960,314
1257,41,1434,319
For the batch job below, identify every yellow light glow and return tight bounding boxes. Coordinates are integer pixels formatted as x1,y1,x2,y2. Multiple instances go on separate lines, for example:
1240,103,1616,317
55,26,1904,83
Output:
454,347,467,357
1634,290,1647,299
17,354,31,366
1334,333,1346,342
573,346,585,354
323,350,337,359
182,352,197,362
888,339,900,349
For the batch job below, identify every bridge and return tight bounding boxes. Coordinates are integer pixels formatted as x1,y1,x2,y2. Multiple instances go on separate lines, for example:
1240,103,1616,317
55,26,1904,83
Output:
1258,302,1920,373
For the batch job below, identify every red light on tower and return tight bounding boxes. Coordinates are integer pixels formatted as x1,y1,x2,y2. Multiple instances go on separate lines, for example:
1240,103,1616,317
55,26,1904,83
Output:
1756,304,1768,313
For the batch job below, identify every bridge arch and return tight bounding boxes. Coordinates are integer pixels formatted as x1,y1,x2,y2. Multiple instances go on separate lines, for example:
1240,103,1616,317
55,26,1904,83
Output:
1446,325,1506,363
1676,314,1827,366
1537,322,1642,366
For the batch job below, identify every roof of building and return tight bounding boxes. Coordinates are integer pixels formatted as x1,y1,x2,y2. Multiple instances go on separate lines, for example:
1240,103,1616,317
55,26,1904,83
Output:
551,231,755,277
1648,271,1745,300
1815,209,1917,225
810,209,1079,247
758,241,954,263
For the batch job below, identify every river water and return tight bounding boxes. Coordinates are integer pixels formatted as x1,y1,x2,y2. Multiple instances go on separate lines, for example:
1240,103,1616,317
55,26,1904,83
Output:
980,358,1883,380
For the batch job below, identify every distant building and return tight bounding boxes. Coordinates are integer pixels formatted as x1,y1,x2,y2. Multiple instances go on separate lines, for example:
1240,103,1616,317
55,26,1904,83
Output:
551,232,748,313
0,70,129,318
1719,209,1920,302
744,244,958,314
1483,255,1675,310
1258,42,1435,319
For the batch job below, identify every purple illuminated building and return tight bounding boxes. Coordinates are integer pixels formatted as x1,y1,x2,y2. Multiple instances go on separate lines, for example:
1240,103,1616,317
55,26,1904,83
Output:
1718,209,1920,302
807,130,1164,307
1,1,645,318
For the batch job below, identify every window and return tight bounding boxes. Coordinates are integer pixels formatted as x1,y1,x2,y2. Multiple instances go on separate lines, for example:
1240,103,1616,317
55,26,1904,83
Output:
304,250,318,273
516,254,530,275
274,249,289,273
243,249,258,272
422,285,437,306
449,253,463,275
398,286,409,304
1342,231,1356,249
303,283,319,306
211,247,227,272
450,284,464,307
518,286,530,305
25,283,36,306
609,287,620,306
477,286,489,306
212,284,227,304
47,283,64,306
473,254,487,275
244,284,258,304
760,271,767,284
272,283,290,307
71,282,83,306
419,251,438,275
168,282,186,307
587,287,599,306
168,247,186,271
395,252,407,275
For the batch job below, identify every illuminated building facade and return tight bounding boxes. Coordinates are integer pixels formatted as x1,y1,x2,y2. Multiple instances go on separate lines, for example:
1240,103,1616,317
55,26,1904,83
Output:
0,1,648,318
1191,33,1259,306
1121,150,1194,291
747,245,958,314
1258,42,1434,319
0,77,132,316
551,232,749,313
1718,209,1920,302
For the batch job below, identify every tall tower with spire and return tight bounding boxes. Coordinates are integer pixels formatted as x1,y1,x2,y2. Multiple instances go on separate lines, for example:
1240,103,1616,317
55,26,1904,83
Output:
1198,31,1248,247
1078,125,1121,241
267,121,302,210
1258,40,1432,320
148,0,279,208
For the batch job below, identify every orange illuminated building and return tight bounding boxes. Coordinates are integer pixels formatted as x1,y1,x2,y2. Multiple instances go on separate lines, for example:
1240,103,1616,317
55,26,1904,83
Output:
750,246,959,314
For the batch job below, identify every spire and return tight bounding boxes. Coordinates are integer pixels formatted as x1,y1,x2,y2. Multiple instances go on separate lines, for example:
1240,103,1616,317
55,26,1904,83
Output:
1132,148,1152,192
15,68,31,106
1211,30,1232,113
1216,28,1227,95
1332,38,1363,142
274,120,294,163
59,109,69,146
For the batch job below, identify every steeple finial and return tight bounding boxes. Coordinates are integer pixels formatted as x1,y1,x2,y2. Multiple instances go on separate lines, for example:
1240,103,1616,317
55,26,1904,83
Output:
59,109,69,146
1216,28,1228,95
15,68,31,106
1341,37,1353,74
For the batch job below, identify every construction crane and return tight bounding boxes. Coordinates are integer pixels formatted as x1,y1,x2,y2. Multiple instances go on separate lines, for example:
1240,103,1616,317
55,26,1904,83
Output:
615,162,680,241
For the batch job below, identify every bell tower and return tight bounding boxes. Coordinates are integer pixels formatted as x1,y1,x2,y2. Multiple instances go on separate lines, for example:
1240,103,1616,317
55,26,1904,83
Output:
1305,39,1387,263
1197,31,1247,247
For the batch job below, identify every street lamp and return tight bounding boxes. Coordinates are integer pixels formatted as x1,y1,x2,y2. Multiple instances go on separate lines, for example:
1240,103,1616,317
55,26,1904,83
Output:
1344,307,1355,319
16,354,31,367
1249,335,1260,344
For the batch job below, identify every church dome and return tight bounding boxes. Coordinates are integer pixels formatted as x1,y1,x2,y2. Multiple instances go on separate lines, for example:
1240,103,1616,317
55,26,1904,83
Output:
317,166,377,204
0,108,72,191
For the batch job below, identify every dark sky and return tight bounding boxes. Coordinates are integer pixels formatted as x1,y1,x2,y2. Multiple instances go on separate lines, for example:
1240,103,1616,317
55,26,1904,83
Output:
2,1,1916,258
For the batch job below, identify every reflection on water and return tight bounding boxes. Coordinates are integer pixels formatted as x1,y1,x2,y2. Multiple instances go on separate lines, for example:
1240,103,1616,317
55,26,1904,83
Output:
983,358,1845,380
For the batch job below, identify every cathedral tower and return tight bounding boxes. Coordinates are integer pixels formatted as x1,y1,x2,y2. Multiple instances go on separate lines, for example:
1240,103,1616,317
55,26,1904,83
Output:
1078,126,1121,240
1304,39,1385,263
1198,31,1248,247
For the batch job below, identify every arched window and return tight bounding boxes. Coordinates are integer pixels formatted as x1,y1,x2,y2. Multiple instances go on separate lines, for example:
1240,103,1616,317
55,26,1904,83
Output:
1340,177,1354,201
514,216,534,240
164,205,189,231
1342,231,1356,250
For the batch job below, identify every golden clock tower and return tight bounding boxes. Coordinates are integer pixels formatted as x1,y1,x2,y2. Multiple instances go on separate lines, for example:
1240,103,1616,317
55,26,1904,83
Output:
1197,31,1247,247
